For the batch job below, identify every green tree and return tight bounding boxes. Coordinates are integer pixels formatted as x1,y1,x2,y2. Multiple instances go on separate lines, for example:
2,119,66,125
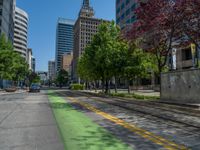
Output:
56,69,69,88
12,55,29,85
0,34,29,87
110,39,129,93
124,44,155,94
0,34,13,51
78,22,156,94
78,21,128,93
27,72,40,86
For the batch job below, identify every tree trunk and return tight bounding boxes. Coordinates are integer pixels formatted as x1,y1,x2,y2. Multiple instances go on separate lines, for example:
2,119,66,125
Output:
196,44,199,68
114,76,118,93
101,79,105,93
94,81,97,92
105,79,109,94
128,80,131,94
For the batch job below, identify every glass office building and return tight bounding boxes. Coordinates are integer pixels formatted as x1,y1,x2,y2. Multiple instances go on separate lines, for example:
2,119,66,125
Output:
55,18,75,73
116,0,138,31
0,0,15,43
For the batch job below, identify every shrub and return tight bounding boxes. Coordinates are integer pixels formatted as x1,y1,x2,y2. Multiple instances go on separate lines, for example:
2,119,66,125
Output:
70,84,84,90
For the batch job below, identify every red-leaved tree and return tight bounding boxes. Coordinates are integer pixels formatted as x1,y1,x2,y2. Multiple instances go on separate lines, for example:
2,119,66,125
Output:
179,0,200,63
127,0,185,74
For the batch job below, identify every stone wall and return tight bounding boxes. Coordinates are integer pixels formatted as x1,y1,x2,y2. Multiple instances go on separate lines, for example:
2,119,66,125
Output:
161,69,200,103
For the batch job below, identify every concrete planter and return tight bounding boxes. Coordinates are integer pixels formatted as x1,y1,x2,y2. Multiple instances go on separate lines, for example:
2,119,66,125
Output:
5,87,17,92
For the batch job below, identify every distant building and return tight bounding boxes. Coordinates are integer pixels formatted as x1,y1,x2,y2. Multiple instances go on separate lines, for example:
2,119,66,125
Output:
36,71,48,82
27,48,33,70
48,61,56,80
116,0,138,32
14,7,28,59
61,53,73,79
31,57,35,72
0,0,15,43
55,18,75,73
73,0,108,82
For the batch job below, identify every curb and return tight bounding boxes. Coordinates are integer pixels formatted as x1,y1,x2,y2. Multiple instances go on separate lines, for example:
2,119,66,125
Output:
0,91,27,96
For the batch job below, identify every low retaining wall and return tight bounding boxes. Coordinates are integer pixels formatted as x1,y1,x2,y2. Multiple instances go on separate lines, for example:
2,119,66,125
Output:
161,69,200,103
131,85,160,92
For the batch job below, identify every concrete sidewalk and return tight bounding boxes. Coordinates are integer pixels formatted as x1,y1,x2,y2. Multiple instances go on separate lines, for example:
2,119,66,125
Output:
0,91,64,150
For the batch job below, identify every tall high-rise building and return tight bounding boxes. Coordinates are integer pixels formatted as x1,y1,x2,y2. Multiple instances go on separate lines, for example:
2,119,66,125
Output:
14,7,28,59
0,0,15,43
61,52,73,79
116,0,138,31
73,0,108,82
48,61,56,80
55,18,75,73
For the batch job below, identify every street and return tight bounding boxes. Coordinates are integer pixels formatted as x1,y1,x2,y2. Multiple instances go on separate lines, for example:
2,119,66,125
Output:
0,91,64,150
55,90,200,150
0,90,200,150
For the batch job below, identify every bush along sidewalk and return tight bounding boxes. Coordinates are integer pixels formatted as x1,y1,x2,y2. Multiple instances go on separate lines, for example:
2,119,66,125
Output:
70,84,85,90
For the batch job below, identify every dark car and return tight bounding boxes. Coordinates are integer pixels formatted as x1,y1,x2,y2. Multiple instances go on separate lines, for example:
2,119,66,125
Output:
29,84,41,92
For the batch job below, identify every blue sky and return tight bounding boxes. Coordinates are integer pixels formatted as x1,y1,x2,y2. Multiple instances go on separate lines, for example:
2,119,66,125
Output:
16,0,116,71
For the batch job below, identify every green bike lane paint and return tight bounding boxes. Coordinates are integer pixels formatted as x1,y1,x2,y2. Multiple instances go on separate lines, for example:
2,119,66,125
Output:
48,91,132,150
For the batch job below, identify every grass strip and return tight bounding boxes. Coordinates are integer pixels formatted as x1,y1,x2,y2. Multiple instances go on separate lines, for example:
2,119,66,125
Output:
48,91,132,150
109,93,160,101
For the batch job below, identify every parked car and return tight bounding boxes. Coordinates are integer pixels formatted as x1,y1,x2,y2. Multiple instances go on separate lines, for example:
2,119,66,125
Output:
29,84,41,92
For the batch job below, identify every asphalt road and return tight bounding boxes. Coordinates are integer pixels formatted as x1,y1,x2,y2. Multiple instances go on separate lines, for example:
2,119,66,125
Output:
1,90,200,150
0,91,64,150
57,90,200,150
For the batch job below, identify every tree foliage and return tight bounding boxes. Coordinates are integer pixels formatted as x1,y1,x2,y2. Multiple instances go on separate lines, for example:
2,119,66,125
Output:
78,21,126,93
178,0,200,50
27,72,40,86
127,0,185,73
56,69,69,87
128,0,200,72
0,34,29,85
78,22,155,93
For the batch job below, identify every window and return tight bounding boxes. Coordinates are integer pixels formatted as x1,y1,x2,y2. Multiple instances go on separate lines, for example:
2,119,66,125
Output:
121,13,125,20
126,19,130,24
116,7,120,14
121,3,125,10
182,48,192,61
126,9,130,16
126,0,130,5
131,15,136,23
131,3,136,11
0,0,3,5
116,17,120,24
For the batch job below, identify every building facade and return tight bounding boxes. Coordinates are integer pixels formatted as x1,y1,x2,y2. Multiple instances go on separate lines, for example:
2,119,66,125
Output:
55,18,75,73
48,61,56,81
61,52,73,78
14,7,28,59
32,56,35,72
174,45,199,70
36,71,48,83
27,48,35,71
116,0,138,31
0,0,15,43
73,0,107,82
